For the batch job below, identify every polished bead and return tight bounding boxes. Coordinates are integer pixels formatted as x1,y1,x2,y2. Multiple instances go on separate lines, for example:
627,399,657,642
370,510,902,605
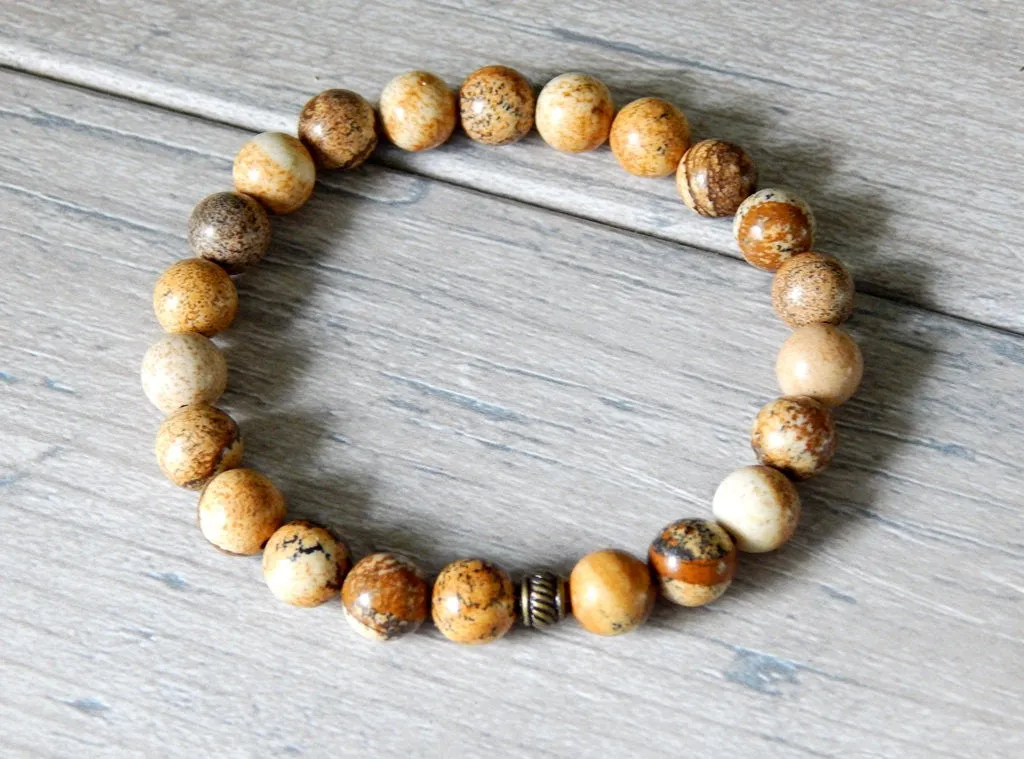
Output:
431,558,516,644
459,65,535,146
519,571,568,629
676,139,757,217
153,258,238,337
712,465,801,552
342,553,429,641
233,132,316,214
263,521,349,607
733,188,815,270
609,97,691,178
155,403,243,489
379,71,457,152
187,191,272,274
535,73,615,153
752,396,836,480
298,89,377,169
198,468,287,555
777,324,863,406
648,519,737,607
772,252,854,328
569,549,655,636
141,333,227,414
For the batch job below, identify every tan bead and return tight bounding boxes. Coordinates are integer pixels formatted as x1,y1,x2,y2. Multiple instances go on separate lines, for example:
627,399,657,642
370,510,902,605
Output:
535,73,615,153
459,65,535,146
676,139,757,217
198,468,287,555
609,97,691,178
752,396,836,480
712,466,801,552
153,258,238,337
298,89,377,169
141,333,227,414
733,188,815,270
379,71,457,152
188,192,272,274
648,519,736,606
569,549,655,636
431,558,515,644
777,325,863,406
155,403,243,489
262,521,349,607
342,553,429,641
233,132,316,214
772,253,855,328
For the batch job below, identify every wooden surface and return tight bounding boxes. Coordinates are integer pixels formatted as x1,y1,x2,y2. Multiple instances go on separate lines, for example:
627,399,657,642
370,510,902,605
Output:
0,2,1022,756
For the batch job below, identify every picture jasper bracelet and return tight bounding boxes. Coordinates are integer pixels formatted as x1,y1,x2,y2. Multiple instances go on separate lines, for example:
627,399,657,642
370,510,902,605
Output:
141,66,863,644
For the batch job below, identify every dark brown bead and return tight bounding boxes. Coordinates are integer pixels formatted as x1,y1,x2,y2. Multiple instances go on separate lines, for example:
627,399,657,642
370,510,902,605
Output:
341,553,429,641
187,192,272,274
676,139,757,217
298,89,378,170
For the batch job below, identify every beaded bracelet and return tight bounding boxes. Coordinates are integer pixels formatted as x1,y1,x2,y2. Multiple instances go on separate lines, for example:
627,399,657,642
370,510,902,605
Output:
141,66,862,644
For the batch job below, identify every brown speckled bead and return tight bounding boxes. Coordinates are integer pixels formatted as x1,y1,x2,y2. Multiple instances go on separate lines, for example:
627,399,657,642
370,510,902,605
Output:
198,468,287,555
459,65,535,146
155,403,243,489
342,553,429,641
233,132,316,214
752,396,836,480
712,466,801,552
379,71,457,152
609,97,691,178
676,139,757,217
733,188,815,271
772,253,855,328
535,72,615,153
141,333,227,414
777,324,864,407
187,192,272,274
263,521,349,607
298,89,378,169
153,258,238,337
431,558,515,644
648,519,737,607
569,549,655,636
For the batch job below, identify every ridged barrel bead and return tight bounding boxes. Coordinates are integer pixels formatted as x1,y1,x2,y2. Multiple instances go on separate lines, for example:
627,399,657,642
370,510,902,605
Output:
752,396,837,480
712,466,802,553
459,65,536,146
772,252,855,328
233,132,316,214
570,549,656,636
733,188,815,271
432,559,516,644
262,521,350,607
342,553,430,641
298,89,378,169
141,333,227,414
198,468,287,555
188,191,272,274
677,139,757,217
519,571,569,629
777,325,864,407
153,258,238,337
380,71,457,152
535,73,615,153
610,97,691,178
648,519,737,607
155,403,243,489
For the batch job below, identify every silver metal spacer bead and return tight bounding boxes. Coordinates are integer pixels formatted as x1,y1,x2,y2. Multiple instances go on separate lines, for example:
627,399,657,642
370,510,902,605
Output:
520,571,568,629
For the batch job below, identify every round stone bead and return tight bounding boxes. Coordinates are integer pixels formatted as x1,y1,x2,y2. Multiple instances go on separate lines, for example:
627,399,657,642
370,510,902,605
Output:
233,132,316,214
569,549,655,636
777,325,863,407
298,89,378,169
155,403,243,489
431,558,516,644
772,253,855,328
648,519,737,607
198,468,287,555
535,72,615,153
341,553,430,641
752,396,836,480
187,191,272,274
459,65,536,146
379,71,457,152
141,333,227,414
153,258,238,337
262,521,349,607
609,97,691,178
712,465,801,552
676,139,757,217
733,188,815,271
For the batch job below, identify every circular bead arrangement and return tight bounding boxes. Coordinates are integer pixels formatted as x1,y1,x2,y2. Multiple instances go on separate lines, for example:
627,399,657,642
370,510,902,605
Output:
142,65,863,643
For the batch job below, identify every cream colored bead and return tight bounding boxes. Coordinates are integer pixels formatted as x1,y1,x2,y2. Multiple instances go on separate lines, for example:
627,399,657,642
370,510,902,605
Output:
379,71,457,152
535,73,615,153
141,333,227,414
777,324,863,406
198,468,286,555
263,521,349,607
233,132,316,214
712,465,801,552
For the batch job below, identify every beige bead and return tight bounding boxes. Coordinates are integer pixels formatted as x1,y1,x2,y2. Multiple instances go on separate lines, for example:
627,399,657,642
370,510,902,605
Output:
379,71,457,152
777,325,863,406
733,188,815,270
233,132,316,214
712,465,801,552
298,89,378,169
198,468,287,555
459,65,535,146
155,403,243,489
609,97,691,177
153,258,238,337
431,559,516,644
569,549,655,636
752,396,836,480
535,73,615,153
262,521,350,607
141,333,227,414
772,252,854,328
